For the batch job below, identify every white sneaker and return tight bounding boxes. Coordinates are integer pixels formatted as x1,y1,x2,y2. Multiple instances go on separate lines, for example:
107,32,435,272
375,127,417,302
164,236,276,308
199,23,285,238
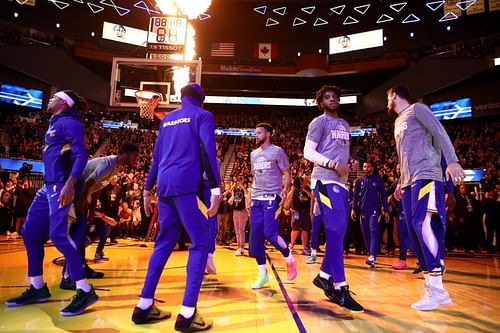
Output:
234,248,244,256
411,285,452,311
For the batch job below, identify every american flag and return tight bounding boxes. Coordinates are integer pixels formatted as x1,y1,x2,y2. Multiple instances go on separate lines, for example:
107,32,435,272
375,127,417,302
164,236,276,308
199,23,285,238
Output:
210,42,235,57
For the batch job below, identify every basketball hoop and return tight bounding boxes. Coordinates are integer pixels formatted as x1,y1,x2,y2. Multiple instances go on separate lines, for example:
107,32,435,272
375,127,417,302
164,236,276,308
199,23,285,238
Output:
135,90,163,119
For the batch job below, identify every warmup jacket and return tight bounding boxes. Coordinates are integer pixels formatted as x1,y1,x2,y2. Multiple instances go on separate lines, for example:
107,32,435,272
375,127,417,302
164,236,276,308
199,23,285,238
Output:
43,109,87,184
352,173,389,214
145,96,220,197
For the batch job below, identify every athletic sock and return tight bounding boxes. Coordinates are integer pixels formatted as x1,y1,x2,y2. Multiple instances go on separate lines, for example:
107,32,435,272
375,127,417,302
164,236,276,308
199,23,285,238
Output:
76,279,91,292
137,297,153,310
180,306,195,319
319,270,331,280
31,275,45,289
258,264,267,274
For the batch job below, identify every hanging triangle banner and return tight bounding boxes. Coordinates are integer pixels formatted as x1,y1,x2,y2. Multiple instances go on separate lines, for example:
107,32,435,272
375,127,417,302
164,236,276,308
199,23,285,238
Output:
87,2,104,13
354,4,370,14
266,18,279,26
273,6,286,16
253,5,267,15
198,13,211,20
301,6,315,14
330,5,346,15
48,0,70,10
389,2,407,12
402,13,420,23
376,14,394,23
425,0,445,11
293,17,307,26
343,16,359,25
456,0,477,10
439,11,458,22
313,18,328,26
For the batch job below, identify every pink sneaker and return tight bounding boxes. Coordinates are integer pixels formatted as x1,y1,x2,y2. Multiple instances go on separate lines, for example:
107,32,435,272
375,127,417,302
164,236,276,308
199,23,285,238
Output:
286,258,297,281
392,260,408,270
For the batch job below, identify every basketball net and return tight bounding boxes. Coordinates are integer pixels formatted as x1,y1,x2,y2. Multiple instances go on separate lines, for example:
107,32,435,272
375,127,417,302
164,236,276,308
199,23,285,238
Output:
135,90,162,120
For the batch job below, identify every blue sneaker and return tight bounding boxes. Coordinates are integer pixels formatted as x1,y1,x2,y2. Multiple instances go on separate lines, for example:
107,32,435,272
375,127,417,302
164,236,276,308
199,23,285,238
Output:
306,254,317,264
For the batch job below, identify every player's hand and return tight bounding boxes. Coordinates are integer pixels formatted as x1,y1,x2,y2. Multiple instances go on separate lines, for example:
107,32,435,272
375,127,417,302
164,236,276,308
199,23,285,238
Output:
394,183,402,201
207,194,222,217
313,201,321,216
143,190,153,217
350,209,357,220
446,162,465,186
334,163,350,178
384,212,390,222
59,183,75,208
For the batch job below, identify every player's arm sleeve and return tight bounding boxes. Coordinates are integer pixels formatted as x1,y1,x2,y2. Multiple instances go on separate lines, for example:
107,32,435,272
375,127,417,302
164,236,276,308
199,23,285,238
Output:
199,112,221,195
62,119,88,178
304,118,331,167
145,133,161,191
415,104,458,164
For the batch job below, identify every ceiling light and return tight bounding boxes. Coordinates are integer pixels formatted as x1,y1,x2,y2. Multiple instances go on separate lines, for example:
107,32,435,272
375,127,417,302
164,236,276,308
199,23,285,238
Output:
14,12,19,18
56,23,61,28
91,32,95,37
410,32,414,37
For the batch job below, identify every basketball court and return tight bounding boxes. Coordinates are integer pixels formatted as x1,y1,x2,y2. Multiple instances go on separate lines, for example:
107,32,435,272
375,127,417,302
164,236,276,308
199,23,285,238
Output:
1,236,499,332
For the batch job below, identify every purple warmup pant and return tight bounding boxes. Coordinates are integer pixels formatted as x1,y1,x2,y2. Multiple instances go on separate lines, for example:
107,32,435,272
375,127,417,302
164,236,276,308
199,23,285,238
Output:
401,180,446,272
140,193,209,307
22,183,87,282
396,204,413,261
309,213,323,250
359,210,381,258
249,197,290,265
314,181,348,283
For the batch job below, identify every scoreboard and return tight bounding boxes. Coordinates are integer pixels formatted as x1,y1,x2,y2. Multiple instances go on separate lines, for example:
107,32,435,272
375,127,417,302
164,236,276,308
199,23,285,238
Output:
147,16,188,59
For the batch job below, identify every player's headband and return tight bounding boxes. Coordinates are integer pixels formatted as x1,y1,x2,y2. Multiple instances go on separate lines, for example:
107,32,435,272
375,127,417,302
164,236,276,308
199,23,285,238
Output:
54,91,75,108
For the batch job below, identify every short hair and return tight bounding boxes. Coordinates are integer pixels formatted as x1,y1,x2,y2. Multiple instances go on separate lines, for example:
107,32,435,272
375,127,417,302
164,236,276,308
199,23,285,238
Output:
386,85,410,101
315,85,342,108
256,122,273,135
181,83,205,104
119,143,139,154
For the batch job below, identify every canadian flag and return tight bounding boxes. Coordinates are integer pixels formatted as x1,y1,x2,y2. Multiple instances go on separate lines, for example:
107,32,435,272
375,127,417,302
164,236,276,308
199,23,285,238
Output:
253,43,278,60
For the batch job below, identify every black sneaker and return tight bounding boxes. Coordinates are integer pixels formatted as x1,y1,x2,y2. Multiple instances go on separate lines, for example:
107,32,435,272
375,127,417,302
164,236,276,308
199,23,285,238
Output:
132,304,171,324
312,274,335,301
174,310,212,332
60,286,99,316
331,286,364,313
5,284,51,307
60,276,76,290
84,265,105,279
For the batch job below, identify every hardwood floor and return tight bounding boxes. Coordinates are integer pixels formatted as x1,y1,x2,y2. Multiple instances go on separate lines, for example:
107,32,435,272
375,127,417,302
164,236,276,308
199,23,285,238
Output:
1,236,499,332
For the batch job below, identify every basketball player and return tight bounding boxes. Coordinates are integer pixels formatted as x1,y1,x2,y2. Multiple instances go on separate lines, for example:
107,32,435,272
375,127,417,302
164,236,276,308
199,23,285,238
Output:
5,90,98,316
59,143,140,289
303,85,363,312
248,123,297,289
132,83,221,332
387,85,465,310
351,161,390,268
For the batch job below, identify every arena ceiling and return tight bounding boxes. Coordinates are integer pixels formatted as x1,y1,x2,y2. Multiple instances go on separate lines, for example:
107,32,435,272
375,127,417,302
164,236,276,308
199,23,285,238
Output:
1,0,499,114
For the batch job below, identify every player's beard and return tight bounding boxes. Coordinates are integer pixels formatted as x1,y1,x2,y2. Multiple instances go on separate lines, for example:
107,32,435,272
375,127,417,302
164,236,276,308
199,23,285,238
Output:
257,138,265,146
387,100,396,114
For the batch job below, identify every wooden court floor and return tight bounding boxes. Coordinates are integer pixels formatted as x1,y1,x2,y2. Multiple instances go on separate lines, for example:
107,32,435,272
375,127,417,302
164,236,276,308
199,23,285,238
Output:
0,236,499,333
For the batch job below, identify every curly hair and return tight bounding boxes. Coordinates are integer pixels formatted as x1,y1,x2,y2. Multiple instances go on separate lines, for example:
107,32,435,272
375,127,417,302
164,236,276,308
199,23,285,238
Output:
315,85,341,110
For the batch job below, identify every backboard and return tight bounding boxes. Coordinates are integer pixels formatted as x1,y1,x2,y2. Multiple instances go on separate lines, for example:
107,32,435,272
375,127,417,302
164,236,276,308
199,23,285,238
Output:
109,57,202,110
